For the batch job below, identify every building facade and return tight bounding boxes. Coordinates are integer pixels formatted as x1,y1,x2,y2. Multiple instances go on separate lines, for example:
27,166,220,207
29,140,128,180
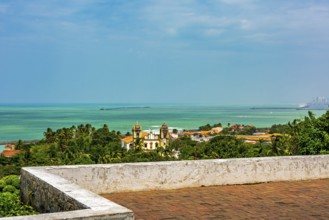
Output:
121,122,171,151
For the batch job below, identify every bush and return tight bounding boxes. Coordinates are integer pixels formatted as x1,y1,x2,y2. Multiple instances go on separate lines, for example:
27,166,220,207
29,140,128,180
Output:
0,180,6,191
2,185,18,194
2,175,20,189
0,175,38,217
0,192,38,217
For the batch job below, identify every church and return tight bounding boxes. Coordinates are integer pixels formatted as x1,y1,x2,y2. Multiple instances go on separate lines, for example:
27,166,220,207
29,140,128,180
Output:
121,122,170,151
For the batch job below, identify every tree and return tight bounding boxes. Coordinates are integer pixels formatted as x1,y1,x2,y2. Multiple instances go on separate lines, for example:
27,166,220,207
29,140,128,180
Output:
199,124,212,131
92,124,111,146
44,128,55,143
269,124,291,134
287,110,329,155
206,135,247,159
267,135,288,156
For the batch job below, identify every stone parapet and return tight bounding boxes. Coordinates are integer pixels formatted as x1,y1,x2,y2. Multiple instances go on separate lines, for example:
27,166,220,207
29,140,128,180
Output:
46,155,329,194
2,155,329,219
13,167,133,220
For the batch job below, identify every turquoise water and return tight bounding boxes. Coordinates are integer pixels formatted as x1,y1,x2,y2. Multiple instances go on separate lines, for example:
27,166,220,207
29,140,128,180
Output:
0,145,4,152
0,104,326,141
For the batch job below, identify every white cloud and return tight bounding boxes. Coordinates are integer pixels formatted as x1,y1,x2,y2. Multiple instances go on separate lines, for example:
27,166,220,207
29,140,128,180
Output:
140,1,237,38
3,0,329,48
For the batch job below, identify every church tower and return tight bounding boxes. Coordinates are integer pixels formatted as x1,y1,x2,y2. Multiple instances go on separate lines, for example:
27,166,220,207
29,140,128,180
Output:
159,123,170,147
160,123,169,139
132,122,142,139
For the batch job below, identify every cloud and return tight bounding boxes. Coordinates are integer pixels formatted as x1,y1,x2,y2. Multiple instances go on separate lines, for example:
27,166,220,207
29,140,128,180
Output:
2,0,329,50
140,1,236,37
251,3,329,45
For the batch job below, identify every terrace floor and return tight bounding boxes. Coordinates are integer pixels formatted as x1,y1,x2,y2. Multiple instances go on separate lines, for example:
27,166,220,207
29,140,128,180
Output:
102,179,329,220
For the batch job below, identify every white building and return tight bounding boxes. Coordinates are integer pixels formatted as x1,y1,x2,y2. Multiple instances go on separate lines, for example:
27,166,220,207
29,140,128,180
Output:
121,122,171,151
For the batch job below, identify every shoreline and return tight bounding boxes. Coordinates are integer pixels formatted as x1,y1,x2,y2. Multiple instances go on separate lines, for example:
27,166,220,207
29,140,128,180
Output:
0,105,326,143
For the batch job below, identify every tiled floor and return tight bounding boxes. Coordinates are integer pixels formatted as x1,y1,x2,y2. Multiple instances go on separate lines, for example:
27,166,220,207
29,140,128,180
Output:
103,179,329,219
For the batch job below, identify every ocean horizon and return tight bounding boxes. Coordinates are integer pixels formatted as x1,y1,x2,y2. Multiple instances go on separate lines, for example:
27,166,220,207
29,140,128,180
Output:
0,103,326,142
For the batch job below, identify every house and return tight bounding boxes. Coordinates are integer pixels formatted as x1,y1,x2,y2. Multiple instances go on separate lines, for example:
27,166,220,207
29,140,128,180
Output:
1,144,21,158
1,150,21,158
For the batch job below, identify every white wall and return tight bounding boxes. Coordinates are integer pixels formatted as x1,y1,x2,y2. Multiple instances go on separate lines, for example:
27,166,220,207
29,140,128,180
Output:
17,167,133,220
46,155,329,194
16,155,329,220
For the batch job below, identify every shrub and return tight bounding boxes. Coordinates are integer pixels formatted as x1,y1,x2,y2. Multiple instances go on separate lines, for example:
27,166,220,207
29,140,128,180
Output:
0,175,38,217
3,185,18,194
0,192,38,217
2,175,20,189
0,180,6,191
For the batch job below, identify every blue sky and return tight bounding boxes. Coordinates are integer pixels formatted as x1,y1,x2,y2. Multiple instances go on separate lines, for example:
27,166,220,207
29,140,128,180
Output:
1,0,329,105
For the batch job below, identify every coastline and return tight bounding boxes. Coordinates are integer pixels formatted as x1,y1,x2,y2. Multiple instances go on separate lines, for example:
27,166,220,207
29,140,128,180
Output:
0,104,326,142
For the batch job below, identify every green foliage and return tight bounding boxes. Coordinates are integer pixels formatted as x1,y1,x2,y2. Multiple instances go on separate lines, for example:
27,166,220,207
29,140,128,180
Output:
0,163,21,179
2,175,20,189
0,180,6,191
222,124,256,135
169,135,251,160
238,126,257,135
199,122,222,131
287,111,329,155
3,185,18,194
0,176,38,217
0,192,38,217
269,124,291,134
266,135,291,156
221,127,230,134
1,111,329,217
206,135,248,159
199,124,212,131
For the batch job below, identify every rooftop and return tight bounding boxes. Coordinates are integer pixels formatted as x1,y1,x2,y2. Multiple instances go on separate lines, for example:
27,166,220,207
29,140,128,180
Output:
1,149,21,157
122,136,134,144
103,178,329,219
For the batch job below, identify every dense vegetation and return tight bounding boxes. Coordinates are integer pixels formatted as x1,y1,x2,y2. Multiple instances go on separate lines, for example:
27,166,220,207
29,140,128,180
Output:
0,175,38,217
2,111,329,178
220,124,257,135
1,110,329,216
198,122,222,131
269,124,291,134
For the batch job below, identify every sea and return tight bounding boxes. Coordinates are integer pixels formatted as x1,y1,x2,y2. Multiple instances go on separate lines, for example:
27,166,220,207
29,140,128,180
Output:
0,103,326,142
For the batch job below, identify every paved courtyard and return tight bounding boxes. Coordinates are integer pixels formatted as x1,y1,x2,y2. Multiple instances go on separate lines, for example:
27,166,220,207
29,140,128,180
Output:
103,179,329,219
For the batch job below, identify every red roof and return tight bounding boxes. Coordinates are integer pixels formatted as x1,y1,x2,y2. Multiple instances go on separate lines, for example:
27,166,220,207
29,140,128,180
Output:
1,150,21,158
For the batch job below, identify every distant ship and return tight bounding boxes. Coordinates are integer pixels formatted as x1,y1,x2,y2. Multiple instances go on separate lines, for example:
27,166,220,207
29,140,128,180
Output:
297,97,329,110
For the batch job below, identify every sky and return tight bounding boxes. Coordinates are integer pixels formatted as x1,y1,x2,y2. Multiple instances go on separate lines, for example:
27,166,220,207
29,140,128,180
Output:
1,0,329,105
